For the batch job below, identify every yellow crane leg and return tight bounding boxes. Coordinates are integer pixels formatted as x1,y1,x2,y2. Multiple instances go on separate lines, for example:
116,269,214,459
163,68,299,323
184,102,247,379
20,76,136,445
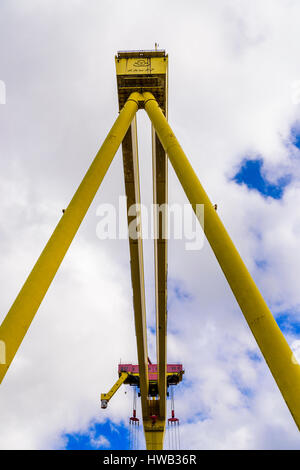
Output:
144,419,165,450
121,119,149,418
143,91,300,431
144,398,165,450
152,128,168,421
0,92,141,385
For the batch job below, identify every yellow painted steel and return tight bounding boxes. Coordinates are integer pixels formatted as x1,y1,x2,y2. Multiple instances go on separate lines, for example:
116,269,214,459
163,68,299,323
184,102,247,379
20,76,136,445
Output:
152,129,168,420
144,419,165,450
115,55,167,76
121,119,167,447
144,398,165,450
101,372,129,407
121,118,149,418
115,52,169,450
143,91,300,431
0,92,141,385
115,50,168,114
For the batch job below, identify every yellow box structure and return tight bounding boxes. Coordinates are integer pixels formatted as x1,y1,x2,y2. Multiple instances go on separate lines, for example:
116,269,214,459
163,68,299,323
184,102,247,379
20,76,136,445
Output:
115,49,168,113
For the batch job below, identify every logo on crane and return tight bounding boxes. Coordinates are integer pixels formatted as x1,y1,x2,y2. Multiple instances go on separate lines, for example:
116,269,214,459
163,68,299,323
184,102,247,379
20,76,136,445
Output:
133,59,150,67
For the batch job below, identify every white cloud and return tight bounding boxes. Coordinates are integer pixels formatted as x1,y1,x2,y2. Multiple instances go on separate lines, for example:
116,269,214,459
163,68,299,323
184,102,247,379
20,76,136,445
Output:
89,430,110,449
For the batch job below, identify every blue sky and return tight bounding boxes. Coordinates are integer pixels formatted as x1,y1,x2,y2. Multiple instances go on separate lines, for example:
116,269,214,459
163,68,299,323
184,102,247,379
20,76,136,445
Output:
233,154,300,337
233,148,300,314
291,125,300,149
233,158,291,200
63,421,130,450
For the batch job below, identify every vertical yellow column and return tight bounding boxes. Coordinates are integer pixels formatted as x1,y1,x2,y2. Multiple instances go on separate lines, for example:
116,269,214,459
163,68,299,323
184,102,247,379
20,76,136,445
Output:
143,92,300,431
0,92,141,384
121,119,149,418
144,398,165,450
144,421,166,450
152,128,168,420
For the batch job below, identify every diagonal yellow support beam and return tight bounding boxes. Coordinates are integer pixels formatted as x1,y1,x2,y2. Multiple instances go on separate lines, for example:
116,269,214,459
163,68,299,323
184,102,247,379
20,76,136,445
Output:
143,91,300,431
0,92,140,384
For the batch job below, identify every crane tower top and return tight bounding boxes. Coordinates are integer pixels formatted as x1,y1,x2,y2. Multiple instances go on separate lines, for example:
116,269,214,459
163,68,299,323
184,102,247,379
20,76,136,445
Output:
115,49,168,113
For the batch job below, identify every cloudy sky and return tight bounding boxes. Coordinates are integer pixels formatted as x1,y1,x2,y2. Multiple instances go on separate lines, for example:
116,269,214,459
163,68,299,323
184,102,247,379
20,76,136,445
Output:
1,0,300,450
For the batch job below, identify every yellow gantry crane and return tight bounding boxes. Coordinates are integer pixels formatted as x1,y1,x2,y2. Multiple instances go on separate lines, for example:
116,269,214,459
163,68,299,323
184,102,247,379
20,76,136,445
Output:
0,49,300,450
